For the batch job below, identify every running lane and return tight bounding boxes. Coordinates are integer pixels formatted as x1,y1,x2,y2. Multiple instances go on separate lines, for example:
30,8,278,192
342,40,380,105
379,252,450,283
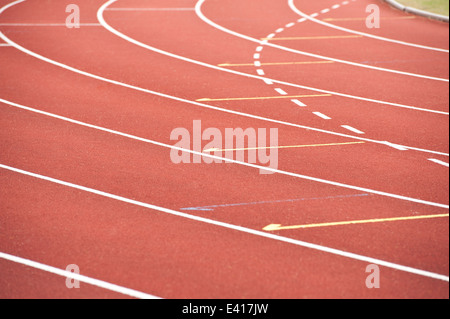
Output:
0,0,448,298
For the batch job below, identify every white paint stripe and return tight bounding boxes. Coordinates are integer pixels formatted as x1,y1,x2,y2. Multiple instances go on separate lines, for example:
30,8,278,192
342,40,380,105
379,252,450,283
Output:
256,46,264,52
0,97,448,209
332,4,340,9
383,141,409,151
291,99,307,107
96,0,450,115
275,28,284,33
0,164,448,282
342,125,365,134
266,33,276,39
263,78,274,85
429,158,450,167
275,88,288,95
254,61,261,67
253,53,260,59
313,111,331,119
0,43,11,46
321,8,330,14
298,17,307,23
288,0,449,53
256,69,265,75
0,252,161,299
0,2,446,156
310,13,319,17
105,7,194,11
286,22,295,28
196,0,449,82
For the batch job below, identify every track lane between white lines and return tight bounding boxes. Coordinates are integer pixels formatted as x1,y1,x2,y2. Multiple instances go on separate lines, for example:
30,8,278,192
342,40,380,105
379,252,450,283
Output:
96,0,449,115
0,252,161,299
194,0,449,82
1,97,448,209
288,0,449,53
0,1,448,157
0,163,448,283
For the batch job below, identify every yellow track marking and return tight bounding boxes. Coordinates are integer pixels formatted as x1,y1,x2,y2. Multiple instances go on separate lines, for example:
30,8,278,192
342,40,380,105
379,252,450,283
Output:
323,16,416,21
263,214,450,231
218,61,334,67
197,94,332,102
204,141,365,153
262,35,363,40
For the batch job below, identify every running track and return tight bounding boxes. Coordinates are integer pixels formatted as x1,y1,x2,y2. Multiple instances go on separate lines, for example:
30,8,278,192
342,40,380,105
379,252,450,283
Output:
0,0,448,299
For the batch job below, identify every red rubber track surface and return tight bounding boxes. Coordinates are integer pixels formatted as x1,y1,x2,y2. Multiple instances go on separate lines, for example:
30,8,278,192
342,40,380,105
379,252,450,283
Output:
0,0,448,299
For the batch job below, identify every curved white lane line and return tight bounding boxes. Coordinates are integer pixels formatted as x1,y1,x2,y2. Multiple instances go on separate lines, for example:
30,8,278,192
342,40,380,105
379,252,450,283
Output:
288,0,449,53
1,0,449,156
1,164,449,283
97,0,448,115
0,1,448,156
0,252,161,299
1,97,449,209
195,0,449,82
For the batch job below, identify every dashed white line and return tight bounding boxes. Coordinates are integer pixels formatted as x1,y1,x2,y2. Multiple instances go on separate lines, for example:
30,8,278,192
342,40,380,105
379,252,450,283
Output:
428,158,450,167
342,125,365,134
291,99,307,107
274,88,288,95
383,141,409,151
285,22,296,28
313,111,332,120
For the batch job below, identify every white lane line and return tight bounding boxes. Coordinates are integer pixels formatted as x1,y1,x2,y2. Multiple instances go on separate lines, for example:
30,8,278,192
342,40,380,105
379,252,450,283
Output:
105,8,195,11
429,158,450,167
313,111,332,119
254,60,261,67
288,0,449,53
0,13,447,158
196,0,449,82
275,27,284,33
253,53,260,59
321,8,330,14
0,164,448,283
342,125,365,134
285,22,296,28
0,43,11,46
263,79,274,85
1,97,448,210
256,69,265,75
95,1,450,115
274,88,288,95
291,99,307,107
0,252,161,299
0,20,447,159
